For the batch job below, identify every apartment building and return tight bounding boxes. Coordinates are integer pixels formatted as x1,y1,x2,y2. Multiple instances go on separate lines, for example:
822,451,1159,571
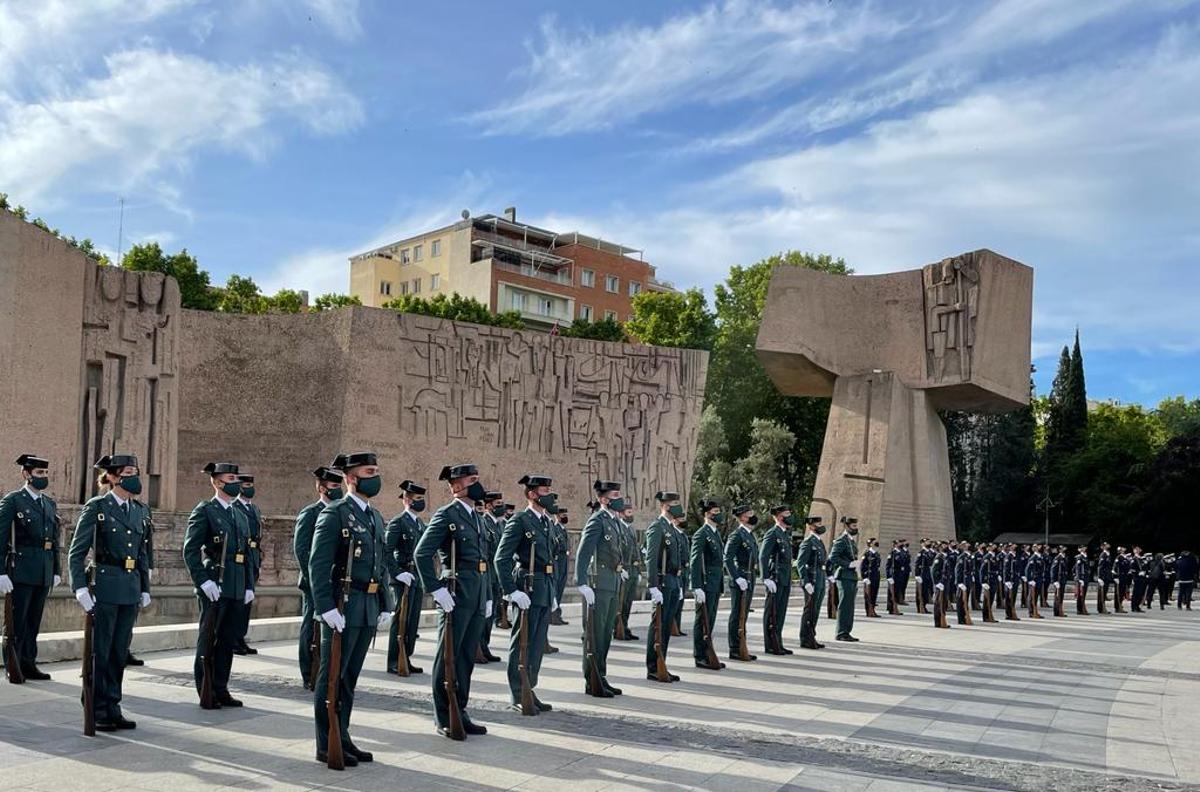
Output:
349,207,674,329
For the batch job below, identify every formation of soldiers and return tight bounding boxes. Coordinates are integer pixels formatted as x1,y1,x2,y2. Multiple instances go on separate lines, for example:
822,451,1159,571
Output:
1,452,1196,767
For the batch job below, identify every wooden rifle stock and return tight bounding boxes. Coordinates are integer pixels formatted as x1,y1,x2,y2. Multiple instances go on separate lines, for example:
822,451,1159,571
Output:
391,579,411,677
518,539,536,715
736,580,751,661
325,537,353,769
443,537,465,740
306,617,321,690
652,544,670,681
4,524,23,684
81,581,95,735
696,539,721,670
613,577,625,639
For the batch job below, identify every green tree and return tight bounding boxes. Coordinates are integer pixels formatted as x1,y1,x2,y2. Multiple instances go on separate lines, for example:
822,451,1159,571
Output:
625,288,716,350
122,242,218,310
384,292,525,329
267,289,306,314
1139,429,1200,550
312,293,362,311
558,317,626,342
691,412,796,524
1155,396,1200,439
218,274,268,314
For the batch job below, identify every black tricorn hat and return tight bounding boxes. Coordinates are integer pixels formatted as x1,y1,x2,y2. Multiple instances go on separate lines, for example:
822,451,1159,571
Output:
483,490,503,502
770,504,790,515
398,479,426,495
698,498,720,511
203,462,239,475
654,490,680,502
840,516,858,525
94,453,138,471
593,479,621,493
312,466,344,484
439,463,477,481
237,474,254,483
15,454,48,469
518,474,553,489
338,452,377,470
503,502,515,511
732,504,751,516
805,516,824,524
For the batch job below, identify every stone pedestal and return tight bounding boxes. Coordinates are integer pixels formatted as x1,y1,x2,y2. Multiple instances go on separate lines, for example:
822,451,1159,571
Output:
807,372,953,546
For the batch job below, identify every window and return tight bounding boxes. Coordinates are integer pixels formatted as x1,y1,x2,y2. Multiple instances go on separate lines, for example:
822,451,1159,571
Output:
400,248,411,264
400,281,409,296
604,310,617,322
605,275,619,293
510,291,526,311
537,297,553,316
580,305,593,322
628,281,642,297
413,244,423,262
379,281,392,296
580,269,595,288
431,273,441,290
431,239,442,257
412,278,421,294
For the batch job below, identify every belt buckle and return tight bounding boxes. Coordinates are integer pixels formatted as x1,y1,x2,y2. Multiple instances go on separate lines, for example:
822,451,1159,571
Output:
235,553,245,564
124,557,136,570
43,540,53,550
478,561,488,573
545,564,554,574
249,540,258,549
367,581,379,594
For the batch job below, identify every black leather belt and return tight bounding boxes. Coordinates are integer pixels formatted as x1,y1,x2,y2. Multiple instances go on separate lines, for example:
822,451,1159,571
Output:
350,580,381,593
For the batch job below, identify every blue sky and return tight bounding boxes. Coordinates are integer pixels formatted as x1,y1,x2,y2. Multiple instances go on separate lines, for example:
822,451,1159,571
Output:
3,0,1198,406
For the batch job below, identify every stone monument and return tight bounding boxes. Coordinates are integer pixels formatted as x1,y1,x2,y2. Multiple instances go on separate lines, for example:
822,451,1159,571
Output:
755,249,1033,545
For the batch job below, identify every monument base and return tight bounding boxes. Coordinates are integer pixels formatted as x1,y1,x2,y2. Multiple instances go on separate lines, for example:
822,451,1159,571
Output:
808,372,955,546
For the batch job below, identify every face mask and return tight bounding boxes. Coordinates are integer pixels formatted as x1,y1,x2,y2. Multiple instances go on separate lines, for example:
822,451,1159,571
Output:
355,475,382,498
747,515,759,527
848,526,859,535
624,518,635,527
241,486,255,499
712,513,725,525
410,498,426,513
536,494,556,511
607,497,626,512
667,504,685,519
465,481,487,502
119,475,143,495
815,525,827,535
325,487,344,501
29,476,49,491
221,481,242,497
491,505,506,517
783,515,795,527
559,516,569,525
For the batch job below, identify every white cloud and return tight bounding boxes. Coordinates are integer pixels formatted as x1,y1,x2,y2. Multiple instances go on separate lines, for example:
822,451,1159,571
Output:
469,0,911,136
0,48,363,206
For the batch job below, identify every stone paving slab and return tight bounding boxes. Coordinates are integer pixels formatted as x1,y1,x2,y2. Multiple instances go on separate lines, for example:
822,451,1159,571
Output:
2,595,1198,791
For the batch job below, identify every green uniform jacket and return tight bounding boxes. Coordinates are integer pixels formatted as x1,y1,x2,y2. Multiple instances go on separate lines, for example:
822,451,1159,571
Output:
479,514,502,598
574,509,623,593
644,515,685,588
495,507,555,607
795,533,828,586
689,523,723,592
236,499,263,583
414,498,489,612
309,497,393,627
182,498,254,600
384,509,425,582
829,532,859,581
675,526,691,589
723,524,758,583
551,520,569,575
759,525,792,586
292,500,323,593
0,487,61,586
68,493,151,605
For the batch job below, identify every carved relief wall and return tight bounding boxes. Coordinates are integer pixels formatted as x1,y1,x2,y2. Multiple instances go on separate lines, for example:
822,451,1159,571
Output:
923,255,980,384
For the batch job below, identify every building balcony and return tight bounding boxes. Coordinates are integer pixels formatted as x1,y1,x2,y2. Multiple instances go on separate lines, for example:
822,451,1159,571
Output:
491,256,573,286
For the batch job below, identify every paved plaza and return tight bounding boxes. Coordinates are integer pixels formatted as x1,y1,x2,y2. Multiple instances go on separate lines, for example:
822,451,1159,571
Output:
2,598,1197,792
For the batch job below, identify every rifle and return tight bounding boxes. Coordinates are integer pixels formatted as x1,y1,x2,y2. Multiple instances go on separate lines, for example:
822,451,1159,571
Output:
583,552,604,696
518,537,535,715
306,611,321,690
390,576,411,677
735,541,753,662
4,521,23,684
81,508,101,735
198,521,227,711
652,536,670,682
442,535,465,740
696,535,721,670
613,577,626,640
325,535,353,770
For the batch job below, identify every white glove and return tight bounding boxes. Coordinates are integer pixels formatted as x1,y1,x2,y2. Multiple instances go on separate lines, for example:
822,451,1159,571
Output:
982,583,990,591
140,592,152,608
886,577,894,585
200,580,220,602
376,611,393,631
148,568,155,582
75,587,95,612
578,584,595,606
485,600,494,618
1005,582,1013,589
957,583,967,592
244,589,255,605
1075,580,1082,586
0,574,13,595
804,582,814,595
735,577,748,591
1021,576,1027,582
53,574,62,587
693,588,706,605
649,586,664,605
321,608,346,632
765,579,778,594
621,569,630,581
396,571,415,586
507,591,531,610
1054,581,1062,589
935,583,945,591
850,561,860,570
552,597,558,611
432,587,456,612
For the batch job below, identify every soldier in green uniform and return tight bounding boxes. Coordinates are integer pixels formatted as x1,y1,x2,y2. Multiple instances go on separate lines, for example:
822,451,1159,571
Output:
723,504,759,661
829,516,861,642
494,474,556,712
384,479,426,675
760,505,794,655
689,499,725,669
550,504,570,626
309,452,393,766
233,474,262,656
671,510,690,637
574,480,625,697
795,516,827,650
183,462,255,708
415,463,492,739
611,504,635,640
475,490,504,663
68,454,150,729
126,502,154,668
616,508,639,640
0,454,62,681
643,491,684,682
294,465,344,689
